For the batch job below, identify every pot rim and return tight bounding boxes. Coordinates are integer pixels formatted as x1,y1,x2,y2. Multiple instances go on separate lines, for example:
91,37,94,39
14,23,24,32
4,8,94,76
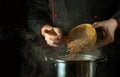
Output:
48,54,107,62
55,59,92,63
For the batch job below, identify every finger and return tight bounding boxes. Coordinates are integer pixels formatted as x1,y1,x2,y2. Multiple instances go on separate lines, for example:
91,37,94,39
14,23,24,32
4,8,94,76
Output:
92,22,103,28
48,38,61,44
45,36,61,44
44,27,62,40
53,27,62,39
45,32,58,40
50,35,60,41
97,35,114,48
97,39,109,48
44,29,57,36
47,40,60,47
45,32,62,45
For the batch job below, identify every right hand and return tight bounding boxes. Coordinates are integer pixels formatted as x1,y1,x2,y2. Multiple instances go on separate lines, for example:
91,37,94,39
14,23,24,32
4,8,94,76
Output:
41,25,62,47
92,18,118,48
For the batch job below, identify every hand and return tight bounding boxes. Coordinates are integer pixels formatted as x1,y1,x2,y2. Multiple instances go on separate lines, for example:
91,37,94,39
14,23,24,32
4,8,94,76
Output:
92,18,118,48
41,24,62,47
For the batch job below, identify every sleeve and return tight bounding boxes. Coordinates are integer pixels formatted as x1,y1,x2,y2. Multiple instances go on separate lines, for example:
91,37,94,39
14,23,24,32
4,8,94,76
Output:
27,0,52,36
112,11,120,29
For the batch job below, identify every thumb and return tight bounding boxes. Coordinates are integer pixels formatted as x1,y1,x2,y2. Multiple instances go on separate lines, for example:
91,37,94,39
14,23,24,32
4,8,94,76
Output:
53,27,62,39
92,22,102,28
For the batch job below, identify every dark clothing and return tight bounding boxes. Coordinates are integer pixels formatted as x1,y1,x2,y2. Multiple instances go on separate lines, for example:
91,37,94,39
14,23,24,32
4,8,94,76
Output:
21,0,120,77
27,0,120,35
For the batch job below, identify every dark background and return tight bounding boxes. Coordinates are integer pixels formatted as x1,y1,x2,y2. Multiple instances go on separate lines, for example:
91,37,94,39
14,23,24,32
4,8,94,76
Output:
0,0,26,77
0,0,120,77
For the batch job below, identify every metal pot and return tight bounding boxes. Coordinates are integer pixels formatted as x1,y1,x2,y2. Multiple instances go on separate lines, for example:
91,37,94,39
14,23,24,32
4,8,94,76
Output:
53,54,107,77
41,48,107,77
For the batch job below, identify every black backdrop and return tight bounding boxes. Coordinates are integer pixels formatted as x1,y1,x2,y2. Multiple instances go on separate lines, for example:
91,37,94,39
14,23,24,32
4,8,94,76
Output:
0,0,120,77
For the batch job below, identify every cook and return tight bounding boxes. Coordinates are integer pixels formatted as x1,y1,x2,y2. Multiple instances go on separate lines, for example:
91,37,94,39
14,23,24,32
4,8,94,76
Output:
37,0,120,48
22,0,120,77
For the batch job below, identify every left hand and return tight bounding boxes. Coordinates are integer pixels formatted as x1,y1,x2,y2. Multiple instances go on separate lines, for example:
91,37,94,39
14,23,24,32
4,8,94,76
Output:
92,18,118,48
41,24,63,47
